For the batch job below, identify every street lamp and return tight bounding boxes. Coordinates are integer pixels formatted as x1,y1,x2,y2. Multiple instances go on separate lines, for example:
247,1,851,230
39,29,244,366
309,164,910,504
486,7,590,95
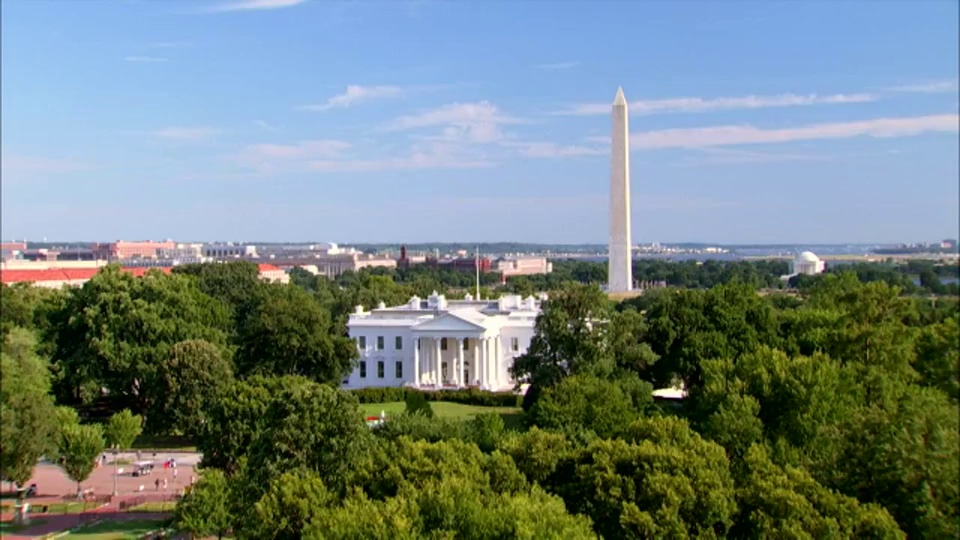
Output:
112,444,119,496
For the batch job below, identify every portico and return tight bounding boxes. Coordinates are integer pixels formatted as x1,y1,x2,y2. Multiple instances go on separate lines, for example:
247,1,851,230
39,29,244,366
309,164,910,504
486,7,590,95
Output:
411,312,504,390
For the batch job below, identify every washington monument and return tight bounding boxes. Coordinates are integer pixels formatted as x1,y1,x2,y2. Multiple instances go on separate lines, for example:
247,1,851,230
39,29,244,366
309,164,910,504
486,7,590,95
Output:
608,87,633,292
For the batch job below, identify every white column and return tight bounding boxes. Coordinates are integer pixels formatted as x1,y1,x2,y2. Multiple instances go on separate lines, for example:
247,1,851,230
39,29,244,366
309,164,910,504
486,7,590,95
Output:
456,338,465,387
434,338,442,387
481,338,489,389
493,337,501,390
472,339,480,386
413,337,420,387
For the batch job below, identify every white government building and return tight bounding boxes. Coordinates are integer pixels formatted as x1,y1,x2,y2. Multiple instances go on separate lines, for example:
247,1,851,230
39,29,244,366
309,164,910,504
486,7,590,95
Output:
345,292,543,391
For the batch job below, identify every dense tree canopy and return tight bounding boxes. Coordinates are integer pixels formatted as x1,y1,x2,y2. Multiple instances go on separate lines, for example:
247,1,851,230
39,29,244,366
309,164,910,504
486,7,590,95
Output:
3,257,956,538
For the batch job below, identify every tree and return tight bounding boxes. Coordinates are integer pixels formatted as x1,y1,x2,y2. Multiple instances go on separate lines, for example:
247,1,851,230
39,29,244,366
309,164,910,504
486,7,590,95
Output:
104,409,142,451
732,445,905,538
556,416,739,539
235,284,356,383
46,266,232,416
403,391,434,418
151,339,234,436
510,283,614,409
58,423,105,496
0,328,58,491
174,468,233,540
527,375,652,439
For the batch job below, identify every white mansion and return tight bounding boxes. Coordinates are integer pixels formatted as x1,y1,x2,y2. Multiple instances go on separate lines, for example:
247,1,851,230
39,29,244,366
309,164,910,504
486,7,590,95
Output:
345,292,544,391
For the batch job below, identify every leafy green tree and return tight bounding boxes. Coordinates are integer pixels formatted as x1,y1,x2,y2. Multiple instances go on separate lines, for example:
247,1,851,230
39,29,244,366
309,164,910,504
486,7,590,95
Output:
511,283,614,409
809,384,959,538
46,266,232,415
606,308,659,377
250,469,334,540
174,468,233,540
0,328,58,490
914,315,959,401
235,284,356,383
104,409,142,451
557,416,738,539
195,376,296,472
58,422,105,496
732,445,905,538
403,391,434,418
172,261,265,331
151,339,234,435
497,428,576,485
527,375,653,438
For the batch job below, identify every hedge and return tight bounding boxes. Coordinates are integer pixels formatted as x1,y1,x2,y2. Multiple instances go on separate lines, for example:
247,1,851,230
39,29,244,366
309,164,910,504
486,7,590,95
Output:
349,387,521,408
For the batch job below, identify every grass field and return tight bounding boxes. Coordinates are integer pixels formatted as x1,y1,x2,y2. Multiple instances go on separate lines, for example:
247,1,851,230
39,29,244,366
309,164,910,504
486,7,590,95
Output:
360,401,524,429
66,519,169,539
124,501,176,513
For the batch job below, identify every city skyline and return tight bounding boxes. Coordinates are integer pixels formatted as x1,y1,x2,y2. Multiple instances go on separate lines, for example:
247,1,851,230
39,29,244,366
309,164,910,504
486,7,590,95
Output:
2,1,958,244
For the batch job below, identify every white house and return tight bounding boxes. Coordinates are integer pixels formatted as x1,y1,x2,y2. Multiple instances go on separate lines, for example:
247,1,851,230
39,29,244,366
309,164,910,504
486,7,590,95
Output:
345,291,544,391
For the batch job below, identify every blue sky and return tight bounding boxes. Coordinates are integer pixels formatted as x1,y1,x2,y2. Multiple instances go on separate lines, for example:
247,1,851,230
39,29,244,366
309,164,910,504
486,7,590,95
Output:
2,0,957,244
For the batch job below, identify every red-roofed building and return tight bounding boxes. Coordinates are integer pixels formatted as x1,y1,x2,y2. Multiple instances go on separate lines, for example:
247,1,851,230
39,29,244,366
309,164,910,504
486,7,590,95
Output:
257,264,289,284
2,263,286,288
0,267,172,289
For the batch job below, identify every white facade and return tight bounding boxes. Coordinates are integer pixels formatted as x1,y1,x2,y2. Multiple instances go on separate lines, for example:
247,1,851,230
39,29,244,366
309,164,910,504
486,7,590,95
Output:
496,256,553,277
792,251,825,275
345,292,543,391
609,87,633,292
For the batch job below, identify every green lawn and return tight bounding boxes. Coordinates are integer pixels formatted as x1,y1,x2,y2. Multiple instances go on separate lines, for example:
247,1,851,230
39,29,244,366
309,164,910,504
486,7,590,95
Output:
124,501,176,513
28,501,91,514
360,401,524,429
66,519,169,539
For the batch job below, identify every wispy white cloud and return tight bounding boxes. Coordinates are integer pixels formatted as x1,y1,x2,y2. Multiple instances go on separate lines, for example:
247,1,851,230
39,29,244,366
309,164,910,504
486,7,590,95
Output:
232,138,490,173
124,56,169,63
883,79,959,94
207,0,307,12
298,85,403,111
536,61,580,71
676,147,832,166
629,114,959,149
552,92,878,116
153,126,221,141
384,101,523,144
502,141,606,158
244,139,350,159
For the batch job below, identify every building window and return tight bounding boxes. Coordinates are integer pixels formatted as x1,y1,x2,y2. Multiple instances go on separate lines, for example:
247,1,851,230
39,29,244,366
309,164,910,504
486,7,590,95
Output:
417,338,421,350
358,336,366,349
377,361,385,378
395,361,403,378
441,338,448,350
463,338,469,350
395,336,403,350
376,336,384,350
511,337,519,352
359,361,367,378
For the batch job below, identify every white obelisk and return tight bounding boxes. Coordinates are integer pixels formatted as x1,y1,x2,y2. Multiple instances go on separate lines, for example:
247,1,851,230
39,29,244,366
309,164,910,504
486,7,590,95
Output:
608,87,633,292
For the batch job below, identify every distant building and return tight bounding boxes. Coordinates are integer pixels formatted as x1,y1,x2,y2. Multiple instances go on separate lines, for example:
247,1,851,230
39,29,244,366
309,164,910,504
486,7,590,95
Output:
345,292,543,391
92,240,175,260
427,256,493,273
1,263,287,288
495,256,552,280
792,251,826,275
202,243,258,259
942,239,958,249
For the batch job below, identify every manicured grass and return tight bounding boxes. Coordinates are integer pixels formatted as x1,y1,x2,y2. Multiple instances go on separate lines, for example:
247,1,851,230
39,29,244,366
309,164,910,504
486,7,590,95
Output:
131,434,196,452
66,518,169,539
124,501,176,513
0,518,47,533
360,401,524,430
29,501,92,514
